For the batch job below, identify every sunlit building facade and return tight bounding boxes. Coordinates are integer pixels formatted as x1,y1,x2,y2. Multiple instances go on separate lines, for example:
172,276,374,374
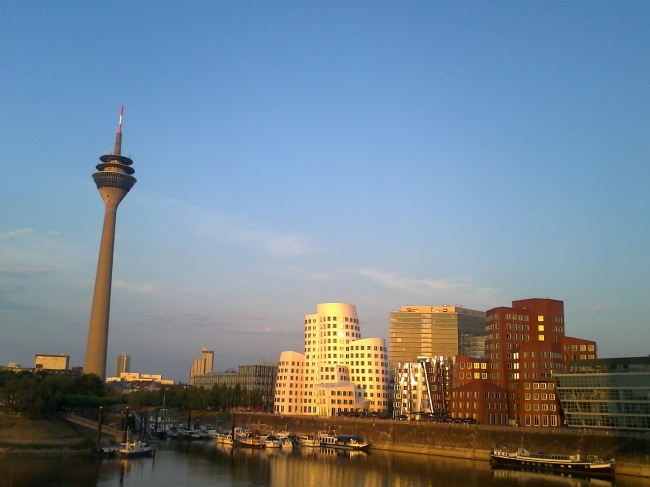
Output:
274,303,390,416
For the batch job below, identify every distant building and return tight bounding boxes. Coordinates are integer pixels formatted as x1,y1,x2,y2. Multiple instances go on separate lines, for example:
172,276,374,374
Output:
449,298,597,428
389,306,485,367
392,357,449,419
34,354,69,371
274,302,390,417
106,371,174,393
192,362,278,411
555,356,650,431
190,347,214,385
115,354,130,377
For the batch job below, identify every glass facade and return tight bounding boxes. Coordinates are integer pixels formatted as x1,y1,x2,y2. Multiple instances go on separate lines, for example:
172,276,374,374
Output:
554,357,650,431
389,306,485,366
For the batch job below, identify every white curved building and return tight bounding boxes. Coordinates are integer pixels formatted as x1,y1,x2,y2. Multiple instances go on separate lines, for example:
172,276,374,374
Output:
274,303,389,417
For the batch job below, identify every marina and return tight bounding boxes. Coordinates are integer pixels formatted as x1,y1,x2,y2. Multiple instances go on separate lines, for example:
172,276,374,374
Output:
2,441,644,487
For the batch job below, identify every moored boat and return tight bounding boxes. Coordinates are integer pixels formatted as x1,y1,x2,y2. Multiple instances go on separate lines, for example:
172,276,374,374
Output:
489,447,615,477
318,430,370,451
297,435,320,447
116,433,155,459
240,437,264,449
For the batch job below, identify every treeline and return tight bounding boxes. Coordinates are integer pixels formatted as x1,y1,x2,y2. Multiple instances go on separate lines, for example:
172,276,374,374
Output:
126,383,264,411
0,370,120,419
0,370,266,418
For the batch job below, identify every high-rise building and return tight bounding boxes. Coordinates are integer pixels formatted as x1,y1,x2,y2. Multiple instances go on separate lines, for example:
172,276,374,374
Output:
389,305,485,366
449,298,597,428
34,354,69,371
115,354,130,377
274,302,390,416
84,107,137,380
190,347,214,385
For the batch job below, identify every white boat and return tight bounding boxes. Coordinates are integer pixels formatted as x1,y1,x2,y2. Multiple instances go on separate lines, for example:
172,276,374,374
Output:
281,438,293,449
264,435,282,448
117,432,155,458
318,431,370,451
297,435,320,447
240,437,264,449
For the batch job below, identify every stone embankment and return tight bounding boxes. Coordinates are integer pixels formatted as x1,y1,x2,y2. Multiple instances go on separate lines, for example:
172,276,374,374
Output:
233,412,650,478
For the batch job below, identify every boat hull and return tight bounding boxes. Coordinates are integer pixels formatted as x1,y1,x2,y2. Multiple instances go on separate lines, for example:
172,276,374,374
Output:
489,454,615,477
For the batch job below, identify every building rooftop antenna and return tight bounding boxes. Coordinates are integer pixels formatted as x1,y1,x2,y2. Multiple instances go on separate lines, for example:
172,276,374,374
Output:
113,106,123,156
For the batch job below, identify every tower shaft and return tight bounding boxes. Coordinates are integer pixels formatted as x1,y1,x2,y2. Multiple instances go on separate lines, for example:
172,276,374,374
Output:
84,201,119,378
83,107,136,380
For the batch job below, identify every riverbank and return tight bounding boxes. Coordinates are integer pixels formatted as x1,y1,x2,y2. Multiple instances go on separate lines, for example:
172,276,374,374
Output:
233,412,650,478
0,415,97,455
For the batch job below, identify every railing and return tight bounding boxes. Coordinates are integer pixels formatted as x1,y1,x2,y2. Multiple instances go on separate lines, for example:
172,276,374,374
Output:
64,413,125,439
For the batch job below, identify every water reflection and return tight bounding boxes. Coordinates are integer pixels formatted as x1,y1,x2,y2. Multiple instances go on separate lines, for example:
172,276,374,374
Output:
0,442,648,487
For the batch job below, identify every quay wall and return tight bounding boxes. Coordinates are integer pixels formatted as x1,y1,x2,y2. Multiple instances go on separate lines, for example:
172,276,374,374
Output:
232,413,650,478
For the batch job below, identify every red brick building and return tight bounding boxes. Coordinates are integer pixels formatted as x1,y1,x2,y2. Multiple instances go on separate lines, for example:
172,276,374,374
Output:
449,298,596,427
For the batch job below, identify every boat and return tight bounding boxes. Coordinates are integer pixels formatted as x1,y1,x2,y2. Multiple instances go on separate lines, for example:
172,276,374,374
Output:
264,435,282,448
297,435,320,447
489,447,615,477
240,437,264,448
116,432,155,459
318,431,370,451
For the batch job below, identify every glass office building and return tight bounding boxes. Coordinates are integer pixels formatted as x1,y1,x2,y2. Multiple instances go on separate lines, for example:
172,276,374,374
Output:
554,357,650,431
389,306,485,366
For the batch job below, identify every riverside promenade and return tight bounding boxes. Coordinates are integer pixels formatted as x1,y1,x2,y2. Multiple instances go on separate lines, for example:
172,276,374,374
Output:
233,412,650,478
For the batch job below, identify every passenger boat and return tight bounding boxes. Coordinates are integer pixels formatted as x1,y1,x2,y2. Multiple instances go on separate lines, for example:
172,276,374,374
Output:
318,431,370,451
489,447,615,477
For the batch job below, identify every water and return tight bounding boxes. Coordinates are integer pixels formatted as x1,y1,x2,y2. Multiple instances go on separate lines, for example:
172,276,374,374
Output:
2,442,649,487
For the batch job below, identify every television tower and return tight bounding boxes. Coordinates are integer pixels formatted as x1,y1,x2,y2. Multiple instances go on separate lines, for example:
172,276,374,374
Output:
83,107,137,379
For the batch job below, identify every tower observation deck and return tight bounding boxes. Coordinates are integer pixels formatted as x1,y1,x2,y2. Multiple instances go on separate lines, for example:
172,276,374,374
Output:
84,107,136,379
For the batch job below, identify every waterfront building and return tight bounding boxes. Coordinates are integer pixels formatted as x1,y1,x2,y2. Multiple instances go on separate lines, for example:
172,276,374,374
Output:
192,362,277,411
274,303,390,417
106,371,174,393
84,107,137,380
449,298,597,428
392,356,449,419
554,356,650,431
389,306,485,367
34,354,69,371
189,347,214,385
115,354,130,377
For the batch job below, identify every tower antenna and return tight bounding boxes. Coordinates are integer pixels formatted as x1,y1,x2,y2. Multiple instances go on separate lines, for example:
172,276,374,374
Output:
113,106,124,156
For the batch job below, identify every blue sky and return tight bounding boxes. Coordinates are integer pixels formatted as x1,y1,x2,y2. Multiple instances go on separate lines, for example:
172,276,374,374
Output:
1,2,648,382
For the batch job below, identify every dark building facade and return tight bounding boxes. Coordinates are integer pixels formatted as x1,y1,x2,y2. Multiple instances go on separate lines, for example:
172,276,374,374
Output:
193,363,277,411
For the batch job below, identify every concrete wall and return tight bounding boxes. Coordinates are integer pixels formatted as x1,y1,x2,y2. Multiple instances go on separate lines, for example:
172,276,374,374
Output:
232,413,650,477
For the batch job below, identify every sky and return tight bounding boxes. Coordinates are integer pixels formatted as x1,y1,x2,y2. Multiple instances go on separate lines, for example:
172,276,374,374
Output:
0,2,648,383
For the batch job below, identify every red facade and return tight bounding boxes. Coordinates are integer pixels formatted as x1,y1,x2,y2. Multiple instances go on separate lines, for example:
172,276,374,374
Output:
449,298,596,427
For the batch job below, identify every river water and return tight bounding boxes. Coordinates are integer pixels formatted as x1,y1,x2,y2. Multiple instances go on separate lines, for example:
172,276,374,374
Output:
2,442,649,487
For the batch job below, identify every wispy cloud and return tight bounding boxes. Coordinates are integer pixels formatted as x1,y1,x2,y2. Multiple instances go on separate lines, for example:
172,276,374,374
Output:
358,268,466,294
357,267,502,309
139,194,321,257
0,229,34,240
592,303,607,311
0,268,57,279
223,327,300,336
113,279,164,295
